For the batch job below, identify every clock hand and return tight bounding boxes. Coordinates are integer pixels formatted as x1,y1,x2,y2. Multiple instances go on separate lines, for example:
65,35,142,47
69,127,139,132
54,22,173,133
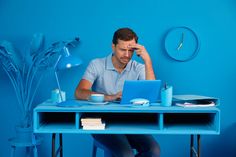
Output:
177,32,184,51
177,43,183,51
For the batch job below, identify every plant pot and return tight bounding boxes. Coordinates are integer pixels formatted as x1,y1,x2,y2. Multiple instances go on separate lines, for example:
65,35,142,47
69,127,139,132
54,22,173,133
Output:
15,126,34,143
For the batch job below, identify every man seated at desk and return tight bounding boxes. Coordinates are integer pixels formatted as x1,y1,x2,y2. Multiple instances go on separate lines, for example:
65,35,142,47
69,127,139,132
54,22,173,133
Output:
75,28,160,157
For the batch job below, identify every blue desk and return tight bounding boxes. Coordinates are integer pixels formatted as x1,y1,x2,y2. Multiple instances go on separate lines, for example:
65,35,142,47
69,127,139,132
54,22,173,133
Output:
33,100,220,157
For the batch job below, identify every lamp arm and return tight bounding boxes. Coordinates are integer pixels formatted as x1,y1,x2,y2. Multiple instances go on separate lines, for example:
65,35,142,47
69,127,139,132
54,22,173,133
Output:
54,55,62,70
54,71,63,102
53,54,64,102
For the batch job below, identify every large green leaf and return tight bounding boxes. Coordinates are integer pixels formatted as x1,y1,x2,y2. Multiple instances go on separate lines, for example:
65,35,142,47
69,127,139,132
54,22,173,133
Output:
0,40,22,72
30,33,45,61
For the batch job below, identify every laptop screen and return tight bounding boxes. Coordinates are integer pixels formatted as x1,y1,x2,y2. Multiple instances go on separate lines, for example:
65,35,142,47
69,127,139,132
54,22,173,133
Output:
120,80,162,104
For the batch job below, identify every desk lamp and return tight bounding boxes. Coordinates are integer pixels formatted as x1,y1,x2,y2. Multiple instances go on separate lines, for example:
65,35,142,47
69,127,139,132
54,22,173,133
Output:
54,46,82,102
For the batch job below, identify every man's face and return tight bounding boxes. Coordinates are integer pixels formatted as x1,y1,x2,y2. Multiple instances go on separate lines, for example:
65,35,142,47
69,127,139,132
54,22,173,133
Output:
112,39,136,65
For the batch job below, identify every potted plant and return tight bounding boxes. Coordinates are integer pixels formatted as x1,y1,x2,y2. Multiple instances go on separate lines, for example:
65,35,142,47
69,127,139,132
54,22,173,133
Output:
0,34,80,142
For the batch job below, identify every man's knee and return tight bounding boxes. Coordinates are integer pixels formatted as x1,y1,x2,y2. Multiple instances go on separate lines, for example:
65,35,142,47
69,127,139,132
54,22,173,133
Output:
150,143,161,157
115,149,135,157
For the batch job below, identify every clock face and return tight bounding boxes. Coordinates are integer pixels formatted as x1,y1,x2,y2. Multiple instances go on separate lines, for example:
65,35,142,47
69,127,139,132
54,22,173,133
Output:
164,26,200,62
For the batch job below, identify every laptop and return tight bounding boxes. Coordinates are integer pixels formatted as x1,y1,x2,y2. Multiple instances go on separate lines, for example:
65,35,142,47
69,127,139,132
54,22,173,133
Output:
120,80,162,104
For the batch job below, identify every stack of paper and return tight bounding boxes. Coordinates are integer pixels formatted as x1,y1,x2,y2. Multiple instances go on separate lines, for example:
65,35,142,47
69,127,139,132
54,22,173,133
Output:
81,117,105,130
175,101,215,107
173,95,217,107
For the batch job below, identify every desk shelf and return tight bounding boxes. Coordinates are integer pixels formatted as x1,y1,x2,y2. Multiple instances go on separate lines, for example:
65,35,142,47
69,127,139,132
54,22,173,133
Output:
80,112,160,134
36,112,77,131
163,113,218,132
37,123,76,133
34,103,220,135
80,112,159,129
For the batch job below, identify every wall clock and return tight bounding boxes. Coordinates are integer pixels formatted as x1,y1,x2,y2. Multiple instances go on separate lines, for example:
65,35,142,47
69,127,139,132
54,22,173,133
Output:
164,26,200,62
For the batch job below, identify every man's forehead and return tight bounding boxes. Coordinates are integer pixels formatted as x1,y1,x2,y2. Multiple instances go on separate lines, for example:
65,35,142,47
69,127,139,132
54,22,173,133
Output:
116,39,136,47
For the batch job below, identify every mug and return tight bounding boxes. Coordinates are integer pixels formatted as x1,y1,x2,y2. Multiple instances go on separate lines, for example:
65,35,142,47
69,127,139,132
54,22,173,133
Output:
90,94,104,102
51,89,66,103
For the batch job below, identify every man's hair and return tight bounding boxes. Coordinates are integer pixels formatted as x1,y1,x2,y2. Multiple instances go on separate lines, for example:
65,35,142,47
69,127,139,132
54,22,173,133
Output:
112,28,138,45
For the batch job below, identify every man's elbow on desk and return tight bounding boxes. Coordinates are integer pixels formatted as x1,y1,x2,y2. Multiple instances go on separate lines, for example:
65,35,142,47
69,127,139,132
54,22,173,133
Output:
75,88,93,100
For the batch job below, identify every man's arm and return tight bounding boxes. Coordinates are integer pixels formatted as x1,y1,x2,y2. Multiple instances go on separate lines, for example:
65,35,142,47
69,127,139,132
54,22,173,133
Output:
143,55,155,80
75,79,93,100
129,44,156,80
75,79,122,101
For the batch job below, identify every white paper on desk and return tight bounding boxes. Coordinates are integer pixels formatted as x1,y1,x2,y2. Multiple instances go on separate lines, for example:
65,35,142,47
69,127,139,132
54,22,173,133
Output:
175,102,215,107
173,95,215,101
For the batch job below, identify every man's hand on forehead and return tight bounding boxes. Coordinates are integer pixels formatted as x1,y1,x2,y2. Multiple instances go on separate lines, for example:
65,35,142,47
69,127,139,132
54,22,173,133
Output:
127,44,140,50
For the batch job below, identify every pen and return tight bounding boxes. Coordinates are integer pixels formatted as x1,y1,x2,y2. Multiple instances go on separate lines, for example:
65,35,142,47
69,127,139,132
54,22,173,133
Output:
164,82,168,90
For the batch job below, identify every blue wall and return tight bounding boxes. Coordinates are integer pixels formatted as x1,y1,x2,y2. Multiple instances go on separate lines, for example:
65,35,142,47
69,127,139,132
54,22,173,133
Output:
1,0,236,156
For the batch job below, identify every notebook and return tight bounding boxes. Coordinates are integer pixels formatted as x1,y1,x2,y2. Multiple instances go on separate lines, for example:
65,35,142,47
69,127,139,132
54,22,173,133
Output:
120,80,162,104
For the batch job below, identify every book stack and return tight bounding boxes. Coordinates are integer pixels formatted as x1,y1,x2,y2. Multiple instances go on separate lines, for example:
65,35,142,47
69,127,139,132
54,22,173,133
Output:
81,117,105,130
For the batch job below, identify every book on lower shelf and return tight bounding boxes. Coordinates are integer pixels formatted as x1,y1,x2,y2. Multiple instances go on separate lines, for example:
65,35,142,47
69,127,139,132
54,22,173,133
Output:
81,117,105,130
82,123,106,130
81,117,102,123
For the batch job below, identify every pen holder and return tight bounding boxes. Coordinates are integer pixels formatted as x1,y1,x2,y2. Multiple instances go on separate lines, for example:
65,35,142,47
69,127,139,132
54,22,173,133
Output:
51,89,66,103
161,86,173,107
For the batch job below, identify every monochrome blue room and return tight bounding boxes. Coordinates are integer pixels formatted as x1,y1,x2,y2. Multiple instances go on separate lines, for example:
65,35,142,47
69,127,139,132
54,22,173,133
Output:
0,0,236,157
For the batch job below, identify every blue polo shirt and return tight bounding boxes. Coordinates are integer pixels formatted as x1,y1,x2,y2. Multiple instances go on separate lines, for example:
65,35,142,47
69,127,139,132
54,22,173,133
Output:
82,53,145,95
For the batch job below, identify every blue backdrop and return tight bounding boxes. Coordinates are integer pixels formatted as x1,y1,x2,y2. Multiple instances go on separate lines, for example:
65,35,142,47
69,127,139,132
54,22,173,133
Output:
1,0,236,156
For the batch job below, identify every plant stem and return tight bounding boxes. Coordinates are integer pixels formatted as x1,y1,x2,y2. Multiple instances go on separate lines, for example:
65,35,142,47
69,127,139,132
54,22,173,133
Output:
28,73,44,113
2,66,25,116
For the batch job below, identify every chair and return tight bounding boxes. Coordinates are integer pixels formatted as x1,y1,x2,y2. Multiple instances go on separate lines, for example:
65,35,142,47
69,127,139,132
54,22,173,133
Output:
92,139,136,157
92,139,113,157
8,136,42,157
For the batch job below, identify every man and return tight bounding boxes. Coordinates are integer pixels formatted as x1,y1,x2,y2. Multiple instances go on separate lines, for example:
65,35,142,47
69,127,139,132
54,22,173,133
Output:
75,28,160,157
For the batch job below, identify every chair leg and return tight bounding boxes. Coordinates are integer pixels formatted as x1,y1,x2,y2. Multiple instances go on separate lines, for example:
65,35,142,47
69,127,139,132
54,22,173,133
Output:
93,140,113,157
11,146,16,157
92,143,97,157
33,146,38,157
104,150,112,157
26,146,31,157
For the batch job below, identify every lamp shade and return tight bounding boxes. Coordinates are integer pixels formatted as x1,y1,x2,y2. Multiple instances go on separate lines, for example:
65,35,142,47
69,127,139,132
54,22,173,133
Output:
56,55,82,70
56,47,82,70
54,46,82,103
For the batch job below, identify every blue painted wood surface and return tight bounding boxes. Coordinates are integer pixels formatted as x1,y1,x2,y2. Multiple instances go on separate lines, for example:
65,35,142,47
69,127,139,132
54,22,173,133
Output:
34,100,220,135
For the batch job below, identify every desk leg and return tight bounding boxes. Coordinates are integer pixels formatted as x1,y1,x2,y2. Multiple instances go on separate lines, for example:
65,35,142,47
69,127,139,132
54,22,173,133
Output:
33,146,38,157
190,134,201,157
26,147,30,157
197,135,200,157
52,133,56,157
190,135,193,157
52,133,63,157
60,133,63,157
